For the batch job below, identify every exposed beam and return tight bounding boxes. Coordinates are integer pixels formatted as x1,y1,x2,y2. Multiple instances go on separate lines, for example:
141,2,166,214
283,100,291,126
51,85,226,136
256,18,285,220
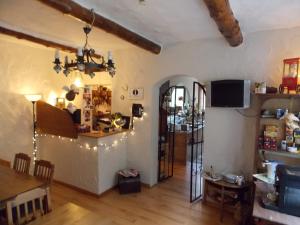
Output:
0,26,102,58
203,0,243,47
37,0,162,54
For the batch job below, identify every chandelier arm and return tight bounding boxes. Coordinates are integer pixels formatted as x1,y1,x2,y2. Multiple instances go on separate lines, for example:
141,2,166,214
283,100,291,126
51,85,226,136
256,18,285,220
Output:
89,53,103,65
84,33,89,49
90,9,95,30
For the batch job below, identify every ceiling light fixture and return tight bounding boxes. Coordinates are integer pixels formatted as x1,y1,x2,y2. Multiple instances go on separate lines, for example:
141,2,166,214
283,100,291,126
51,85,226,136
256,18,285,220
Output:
53,9,116,78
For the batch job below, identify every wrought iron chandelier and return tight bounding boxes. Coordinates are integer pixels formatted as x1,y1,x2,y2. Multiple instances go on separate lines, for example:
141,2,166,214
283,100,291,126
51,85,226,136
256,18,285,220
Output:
53,9,116,78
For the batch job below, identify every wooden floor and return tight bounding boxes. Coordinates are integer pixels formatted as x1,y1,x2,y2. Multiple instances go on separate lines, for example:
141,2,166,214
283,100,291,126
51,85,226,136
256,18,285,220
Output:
50,163,235,225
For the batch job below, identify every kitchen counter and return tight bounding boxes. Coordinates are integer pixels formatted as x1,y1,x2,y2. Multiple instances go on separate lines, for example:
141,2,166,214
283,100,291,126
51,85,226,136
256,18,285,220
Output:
39,131,128,195
79,129,129,138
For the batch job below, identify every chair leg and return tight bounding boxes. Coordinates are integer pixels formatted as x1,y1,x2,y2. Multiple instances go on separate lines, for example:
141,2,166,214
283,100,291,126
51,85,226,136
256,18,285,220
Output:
39,197,44,216
46,187,52,212
6,201,13,225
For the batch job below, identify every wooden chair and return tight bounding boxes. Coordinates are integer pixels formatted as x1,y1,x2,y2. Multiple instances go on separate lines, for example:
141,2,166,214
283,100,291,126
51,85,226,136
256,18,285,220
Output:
13,153,31,174
0,158,11,168
33,160,54,184
0,158,10,217
6,188,46,225
33,160,55,213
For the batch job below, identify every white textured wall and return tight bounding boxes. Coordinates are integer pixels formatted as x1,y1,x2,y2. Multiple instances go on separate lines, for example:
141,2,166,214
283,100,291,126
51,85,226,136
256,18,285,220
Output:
113,27,300,185
0,35,112,168
2,26,300,187
97,133,128,193
39,133,127,194
39,136,99,193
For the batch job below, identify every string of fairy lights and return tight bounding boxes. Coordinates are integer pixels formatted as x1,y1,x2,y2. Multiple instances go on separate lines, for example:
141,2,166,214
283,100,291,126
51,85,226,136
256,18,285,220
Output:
36,131,131,151
32,116,146,156
33,130,38,162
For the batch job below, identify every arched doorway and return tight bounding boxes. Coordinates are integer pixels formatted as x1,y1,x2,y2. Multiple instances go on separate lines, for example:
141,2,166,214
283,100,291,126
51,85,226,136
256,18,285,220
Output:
157,76,206,202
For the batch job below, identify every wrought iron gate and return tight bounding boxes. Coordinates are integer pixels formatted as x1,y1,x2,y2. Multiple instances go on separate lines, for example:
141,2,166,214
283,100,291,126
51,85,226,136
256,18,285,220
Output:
158,85,186,181
190,82,206,202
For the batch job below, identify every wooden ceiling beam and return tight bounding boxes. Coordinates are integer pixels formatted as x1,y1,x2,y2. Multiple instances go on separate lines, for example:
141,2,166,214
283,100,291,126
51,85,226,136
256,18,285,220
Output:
0,26,101,58
37,0,162,54
203,0,243,47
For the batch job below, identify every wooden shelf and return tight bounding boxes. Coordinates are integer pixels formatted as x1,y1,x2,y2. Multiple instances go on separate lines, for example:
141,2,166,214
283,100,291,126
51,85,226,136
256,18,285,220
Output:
259,149,300,159
259,117,283,120
253,93,300,173
254,93,300,100
253,173,274,184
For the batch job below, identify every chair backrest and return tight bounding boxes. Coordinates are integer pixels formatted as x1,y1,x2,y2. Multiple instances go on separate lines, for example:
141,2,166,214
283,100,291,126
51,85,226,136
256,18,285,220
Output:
34,160,54,184
13,153,31,174
0,158,11,168
6,188,46,225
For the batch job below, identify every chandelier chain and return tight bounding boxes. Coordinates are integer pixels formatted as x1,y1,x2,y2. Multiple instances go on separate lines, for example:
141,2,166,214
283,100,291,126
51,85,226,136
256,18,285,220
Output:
52,8,116,78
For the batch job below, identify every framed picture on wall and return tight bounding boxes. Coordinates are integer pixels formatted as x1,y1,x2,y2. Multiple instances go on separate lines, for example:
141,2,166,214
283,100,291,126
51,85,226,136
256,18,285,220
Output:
128,87,144,100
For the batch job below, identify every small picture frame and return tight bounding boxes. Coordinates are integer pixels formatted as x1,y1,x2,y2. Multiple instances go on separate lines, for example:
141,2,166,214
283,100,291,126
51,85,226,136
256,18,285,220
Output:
56,98,65,109
128,88,144,100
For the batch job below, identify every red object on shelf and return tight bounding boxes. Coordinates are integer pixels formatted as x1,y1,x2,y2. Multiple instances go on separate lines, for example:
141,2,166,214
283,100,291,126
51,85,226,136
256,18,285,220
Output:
279,58,300,93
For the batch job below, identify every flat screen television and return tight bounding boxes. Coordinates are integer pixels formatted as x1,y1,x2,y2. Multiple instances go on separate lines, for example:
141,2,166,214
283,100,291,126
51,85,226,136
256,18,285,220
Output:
206,79,251,108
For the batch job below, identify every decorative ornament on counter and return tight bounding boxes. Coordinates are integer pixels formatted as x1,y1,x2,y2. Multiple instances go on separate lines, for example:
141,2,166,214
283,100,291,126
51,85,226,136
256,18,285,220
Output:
111,113,126,129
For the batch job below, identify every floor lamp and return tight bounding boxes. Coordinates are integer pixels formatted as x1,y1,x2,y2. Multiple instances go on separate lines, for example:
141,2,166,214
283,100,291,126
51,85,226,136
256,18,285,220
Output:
25,94,42,162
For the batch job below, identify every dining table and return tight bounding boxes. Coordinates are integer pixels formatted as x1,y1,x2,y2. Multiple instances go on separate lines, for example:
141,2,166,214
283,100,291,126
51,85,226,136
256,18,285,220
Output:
29,202,115,225
0,165,48,205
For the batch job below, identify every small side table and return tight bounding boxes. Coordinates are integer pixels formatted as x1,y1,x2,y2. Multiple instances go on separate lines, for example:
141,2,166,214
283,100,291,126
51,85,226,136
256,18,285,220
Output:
203,178,251,222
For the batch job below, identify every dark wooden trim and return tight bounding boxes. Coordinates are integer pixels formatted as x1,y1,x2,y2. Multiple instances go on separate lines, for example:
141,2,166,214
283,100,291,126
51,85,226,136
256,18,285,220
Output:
37,0,161,54
0,26,102,58
141,182,152,188
36,101,78,139
54,179,152,198
53,179,117,198
203,0,243,47
0,158,11,168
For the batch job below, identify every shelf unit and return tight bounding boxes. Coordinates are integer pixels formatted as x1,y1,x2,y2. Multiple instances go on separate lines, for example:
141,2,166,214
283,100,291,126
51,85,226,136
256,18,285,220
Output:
254,93,300,100
253,93,300,172
258,149,300,159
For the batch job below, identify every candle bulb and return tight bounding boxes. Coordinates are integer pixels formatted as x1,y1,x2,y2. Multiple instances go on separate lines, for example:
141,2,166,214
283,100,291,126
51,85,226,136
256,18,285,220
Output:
55,50,60,59
108,51,113,60
65,56,69,64
77,47,83,56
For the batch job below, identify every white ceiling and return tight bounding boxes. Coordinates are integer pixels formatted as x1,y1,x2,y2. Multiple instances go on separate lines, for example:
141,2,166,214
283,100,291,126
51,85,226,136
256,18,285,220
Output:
74,0,300,45
1,0,300,52
0,0,136,53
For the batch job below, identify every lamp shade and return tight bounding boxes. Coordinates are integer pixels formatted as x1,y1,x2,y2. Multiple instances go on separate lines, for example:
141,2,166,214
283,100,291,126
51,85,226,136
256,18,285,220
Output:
25,94,42,102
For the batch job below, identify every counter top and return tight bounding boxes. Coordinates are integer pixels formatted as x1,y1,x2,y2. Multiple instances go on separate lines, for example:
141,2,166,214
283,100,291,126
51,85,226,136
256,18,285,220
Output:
253,181,300,225
79,129,129,138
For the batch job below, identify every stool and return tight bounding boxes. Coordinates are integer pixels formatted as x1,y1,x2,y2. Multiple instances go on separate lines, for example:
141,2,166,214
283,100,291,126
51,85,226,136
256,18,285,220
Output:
118,174,141,194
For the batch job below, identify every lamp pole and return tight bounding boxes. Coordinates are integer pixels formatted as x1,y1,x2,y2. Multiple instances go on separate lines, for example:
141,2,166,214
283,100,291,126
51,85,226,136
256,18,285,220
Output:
32,100,38,162
25,94,41,163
